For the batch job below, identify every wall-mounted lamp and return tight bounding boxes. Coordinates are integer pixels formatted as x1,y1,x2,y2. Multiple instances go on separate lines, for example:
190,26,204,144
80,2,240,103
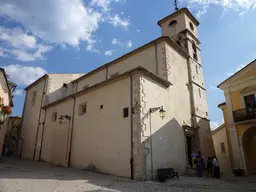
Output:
59,115,71,124
149,106,166,119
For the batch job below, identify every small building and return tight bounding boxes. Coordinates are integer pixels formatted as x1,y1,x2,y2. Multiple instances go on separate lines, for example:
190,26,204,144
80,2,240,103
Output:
211,123,231,174
21,7,215,180
0,68,16,157
3,116,22,156
218,59,256,175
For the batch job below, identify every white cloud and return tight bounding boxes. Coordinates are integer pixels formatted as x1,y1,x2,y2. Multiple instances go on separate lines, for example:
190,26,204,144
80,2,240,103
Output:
0,49,6,57
209,86,218,90
126,40,132,48
0,0,102,47
86,44,100,53
189,0,256,18
0,0,130,56
111,38,121,45
90,0,121,12
210,118,224,131
3,64,47,86
2,45,52,62
104,50,114,56
0,27,37,49
0,27,52,61
108,14,130,29
13,89,24,96
136,29,140,32
226,63,246,77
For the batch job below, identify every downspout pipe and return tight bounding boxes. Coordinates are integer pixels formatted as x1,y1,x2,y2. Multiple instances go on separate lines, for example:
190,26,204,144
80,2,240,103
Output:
20,90,28,157
129,75,134,180
38,109,47,160
67,83,78,167
33,76,47,160
67,95,76,167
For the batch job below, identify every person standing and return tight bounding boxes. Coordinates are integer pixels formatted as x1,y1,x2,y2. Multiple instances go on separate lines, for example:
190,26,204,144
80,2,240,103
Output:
213,156,220,178
206,157,213,178
191,152,196,169
195,151,204,177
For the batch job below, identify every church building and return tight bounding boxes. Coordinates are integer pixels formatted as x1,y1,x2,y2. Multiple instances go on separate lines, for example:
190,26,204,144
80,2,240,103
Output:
21,7,215,180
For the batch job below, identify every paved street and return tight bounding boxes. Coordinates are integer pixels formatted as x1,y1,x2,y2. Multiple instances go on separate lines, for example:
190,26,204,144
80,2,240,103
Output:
0,157,255,192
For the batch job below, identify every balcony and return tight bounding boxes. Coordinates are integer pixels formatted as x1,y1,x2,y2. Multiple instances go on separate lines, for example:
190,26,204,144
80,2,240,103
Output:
233,108,256,123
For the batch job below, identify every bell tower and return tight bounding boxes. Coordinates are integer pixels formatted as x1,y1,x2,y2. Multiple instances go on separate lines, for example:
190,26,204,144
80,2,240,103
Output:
158,7,215,159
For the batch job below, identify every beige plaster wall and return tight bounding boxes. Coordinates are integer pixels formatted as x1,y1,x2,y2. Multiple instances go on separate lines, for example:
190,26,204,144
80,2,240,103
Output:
44,74,83,106
0,70,11,156
107,45,157,78
139,45,190,178
40,99,74,166
21,78,47,159
77,69,107,92
160,13,187,38
76,41,167,93
160,12,198,39
71,78,131,178
212,127,231,173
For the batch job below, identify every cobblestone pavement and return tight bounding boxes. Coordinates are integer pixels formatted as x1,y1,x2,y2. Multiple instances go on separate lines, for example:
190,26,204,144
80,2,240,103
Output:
0,157,255,192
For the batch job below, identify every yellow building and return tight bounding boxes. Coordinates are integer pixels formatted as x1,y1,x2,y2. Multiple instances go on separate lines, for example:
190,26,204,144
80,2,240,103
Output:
218,59,256,175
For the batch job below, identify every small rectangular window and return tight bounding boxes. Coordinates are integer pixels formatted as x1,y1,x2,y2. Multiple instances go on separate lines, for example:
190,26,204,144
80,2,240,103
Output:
220,142,226,153
52,112,57,122
83,84,89,90
110,72,119,78
123,107,129,118
243,94,256,111
196,65,198,74
199,88,201,98
100,105,103,109
32,91,37,106
79,103,87,116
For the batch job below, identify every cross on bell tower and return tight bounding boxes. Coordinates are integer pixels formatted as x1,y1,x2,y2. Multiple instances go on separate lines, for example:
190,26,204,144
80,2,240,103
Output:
174,0,179,11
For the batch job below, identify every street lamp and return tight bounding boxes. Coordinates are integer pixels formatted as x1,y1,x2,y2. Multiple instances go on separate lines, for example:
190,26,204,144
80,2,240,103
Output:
149,106,166,119
159,106,166,119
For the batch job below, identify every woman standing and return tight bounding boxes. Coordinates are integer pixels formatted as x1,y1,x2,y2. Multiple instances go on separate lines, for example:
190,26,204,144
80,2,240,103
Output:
195,151,204,177
213,156,220,178
206,157,213,178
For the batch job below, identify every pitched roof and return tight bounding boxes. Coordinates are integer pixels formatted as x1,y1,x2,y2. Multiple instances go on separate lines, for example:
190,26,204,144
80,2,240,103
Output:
42,67,172,109
72,36,189,84
157,8,199,26
218,102,226,108
24,74,48,91
211,123,225,135
217,59,256,89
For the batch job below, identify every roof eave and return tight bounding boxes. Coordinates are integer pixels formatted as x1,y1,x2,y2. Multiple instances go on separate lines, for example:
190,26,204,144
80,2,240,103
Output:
157,8,199,27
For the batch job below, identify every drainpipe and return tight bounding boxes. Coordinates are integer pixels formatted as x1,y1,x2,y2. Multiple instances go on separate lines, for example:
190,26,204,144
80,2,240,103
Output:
129,75,134,180
33,77,47,160
67,83,78,167
38,109,47,160
20,89,28,157
67,96,76,167
154,44,159,75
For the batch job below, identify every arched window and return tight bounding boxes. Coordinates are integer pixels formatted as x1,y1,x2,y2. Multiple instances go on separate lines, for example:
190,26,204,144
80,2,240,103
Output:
189,22,194,31
169,20,177,27
192,41,198,61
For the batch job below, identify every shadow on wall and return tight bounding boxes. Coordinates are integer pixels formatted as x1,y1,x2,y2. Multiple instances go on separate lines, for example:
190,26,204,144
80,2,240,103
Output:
0,116,214,185
140,117,187,180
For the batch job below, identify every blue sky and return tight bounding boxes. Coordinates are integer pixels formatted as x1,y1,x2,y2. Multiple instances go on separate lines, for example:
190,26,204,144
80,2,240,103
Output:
0,0,256,130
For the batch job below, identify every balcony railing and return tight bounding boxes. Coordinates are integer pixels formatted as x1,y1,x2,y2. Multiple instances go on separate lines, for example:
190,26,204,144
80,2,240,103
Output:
233,108,256,123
